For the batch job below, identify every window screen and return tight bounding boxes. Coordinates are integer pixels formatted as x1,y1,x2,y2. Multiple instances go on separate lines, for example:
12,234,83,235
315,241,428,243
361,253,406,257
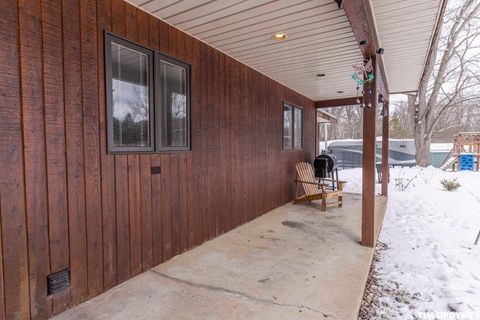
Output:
283,102,303,150
283,104,293,149
107,35,154,152
158,58,189,149
294,107,302,149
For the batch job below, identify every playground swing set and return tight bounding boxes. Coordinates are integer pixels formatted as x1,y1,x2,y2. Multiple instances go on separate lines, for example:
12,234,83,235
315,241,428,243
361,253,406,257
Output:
441,132,480,172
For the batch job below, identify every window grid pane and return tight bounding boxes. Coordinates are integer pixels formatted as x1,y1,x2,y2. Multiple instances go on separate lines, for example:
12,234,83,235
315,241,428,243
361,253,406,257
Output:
294,107,302,149
283,105,293,149
159,59,188,148
111,42,151,148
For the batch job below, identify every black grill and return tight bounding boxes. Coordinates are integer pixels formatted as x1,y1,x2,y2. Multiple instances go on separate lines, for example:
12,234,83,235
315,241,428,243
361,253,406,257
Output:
314,153,338,178
314,152,340,191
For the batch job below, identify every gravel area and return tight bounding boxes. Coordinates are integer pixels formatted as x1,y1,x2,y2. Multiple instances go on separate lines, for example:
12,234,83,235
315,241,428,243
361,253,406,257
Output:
358,242,420,320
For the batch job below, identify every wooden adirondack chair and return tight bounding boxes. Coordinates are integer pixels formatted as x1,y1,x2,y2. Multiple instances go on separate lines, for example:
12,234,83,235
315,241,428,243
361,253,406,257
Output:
293,162,346,211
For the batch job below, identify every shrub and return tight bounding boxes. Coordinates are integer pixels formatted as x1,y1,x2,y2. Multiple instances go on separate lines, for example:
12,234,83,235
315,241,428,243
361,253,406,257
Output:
440,178,461,191
394,169,424,192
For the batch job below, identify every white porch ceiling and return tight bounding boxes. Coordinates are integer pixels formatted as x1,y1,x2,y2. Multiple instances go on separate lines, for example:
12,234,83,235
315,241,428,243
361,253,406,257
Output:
127,0,443,100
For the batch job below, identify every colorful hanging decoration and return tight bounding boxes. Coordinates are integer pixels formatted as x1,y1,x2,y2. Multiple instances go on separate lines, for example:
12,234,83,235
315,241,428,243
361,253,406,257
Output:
352,58,375,107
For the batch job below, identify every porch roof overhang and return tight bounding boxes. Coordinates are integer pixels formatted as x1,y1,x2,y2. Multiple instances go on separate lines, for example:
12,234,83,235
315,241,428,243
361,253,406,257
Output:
371,0,446,94
317,110,337,124
127,0,445,101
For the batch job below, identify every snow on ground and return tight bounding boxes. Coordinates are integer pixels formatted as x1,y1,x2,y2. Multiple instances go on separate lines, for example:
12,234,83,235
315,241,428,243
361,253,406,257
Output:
341,166,480,319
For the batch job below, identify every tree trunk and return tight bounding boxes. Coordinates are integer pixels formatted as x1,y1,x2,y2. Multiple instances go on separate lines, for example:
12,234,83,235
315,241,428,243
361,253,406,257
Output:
414,126,432,167
409,94,432,166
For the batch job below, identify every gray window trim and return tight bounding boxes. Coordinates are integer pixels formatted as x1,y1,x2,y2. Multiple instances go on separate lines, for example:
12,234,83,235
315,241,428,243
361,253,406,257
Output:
283,103,293,150
293,106,303,150
155,53,192,152
104,31,192,154
105,32,155,153
283,101,303,150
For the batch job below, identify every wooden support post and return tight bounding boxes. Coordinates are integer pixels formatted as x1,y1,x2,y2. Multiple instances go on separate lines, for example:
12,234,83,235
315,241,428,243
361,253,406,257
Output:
362,56,377,248
342,0,390,247
324,123,329,153
381,101,389,197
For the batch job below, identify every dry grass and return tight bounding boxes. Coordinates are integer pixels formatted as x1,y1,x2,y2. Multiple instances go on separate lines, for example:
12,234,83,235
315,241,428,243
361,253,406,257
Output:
440,178,461,191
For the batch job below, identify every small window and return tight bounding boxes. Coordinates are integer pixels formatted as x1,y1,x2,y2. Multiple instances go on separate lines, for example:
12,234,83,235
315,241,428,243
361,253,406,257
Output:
283,102,303,150
157,55,190,151
283,104,293,149
105,33,191,153
106,35,154,152
294,107,303,149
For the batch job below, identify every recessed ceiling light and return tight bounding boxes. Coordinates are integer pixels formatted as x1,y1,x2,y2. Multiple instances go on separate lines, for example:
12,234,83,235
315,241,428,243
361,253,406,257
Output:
317,73,326,78
271,33,287,41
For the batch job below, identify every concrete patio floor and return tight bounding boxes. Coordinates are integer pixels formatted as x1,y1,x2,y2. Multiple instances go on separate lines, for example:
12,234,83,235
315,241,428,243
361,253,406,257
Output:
53,193,387,320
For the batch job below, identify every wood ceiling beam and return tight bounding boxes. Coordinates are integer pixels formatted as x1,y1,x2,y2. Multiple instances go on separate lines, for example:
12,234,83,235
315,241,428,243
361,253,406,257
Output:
342,0,389,96
315,97,362,108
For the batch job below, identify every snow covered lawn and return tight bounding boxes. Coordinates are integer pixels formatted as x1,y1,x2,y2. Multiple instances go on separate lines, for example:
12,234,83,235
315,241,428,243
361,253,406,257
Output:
343,167,480,319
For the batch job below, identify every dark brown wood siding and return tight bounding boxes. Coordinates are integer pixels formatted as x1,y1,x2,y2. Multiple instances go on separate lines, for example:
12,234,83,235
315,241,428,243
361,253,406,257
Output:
0,0,315,318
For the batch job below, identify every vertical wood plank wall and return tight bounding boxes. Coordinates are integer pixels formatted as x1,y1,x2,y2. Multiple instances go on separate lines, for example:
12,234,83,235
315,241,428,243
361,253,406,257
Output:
0,0,315,318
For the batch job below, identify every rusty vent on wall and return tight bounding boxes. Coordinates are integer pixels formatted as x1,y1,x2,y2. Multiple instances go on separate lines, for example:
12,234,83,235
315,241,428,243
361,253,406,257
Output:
47,269,70,295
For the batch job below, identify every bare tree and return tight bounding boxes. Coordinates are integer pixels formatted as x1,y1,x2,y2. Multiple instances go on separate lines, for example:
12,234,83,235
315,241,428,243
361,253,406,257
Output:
326,106,363,140
389,101,414,139
410,0,480,166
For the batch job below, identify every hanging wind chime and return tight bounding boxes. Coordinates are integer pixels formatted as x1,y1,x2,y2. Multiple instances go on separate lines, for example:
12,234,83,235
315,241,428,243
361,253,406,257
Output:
378,93,388,117
351,57,374,108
